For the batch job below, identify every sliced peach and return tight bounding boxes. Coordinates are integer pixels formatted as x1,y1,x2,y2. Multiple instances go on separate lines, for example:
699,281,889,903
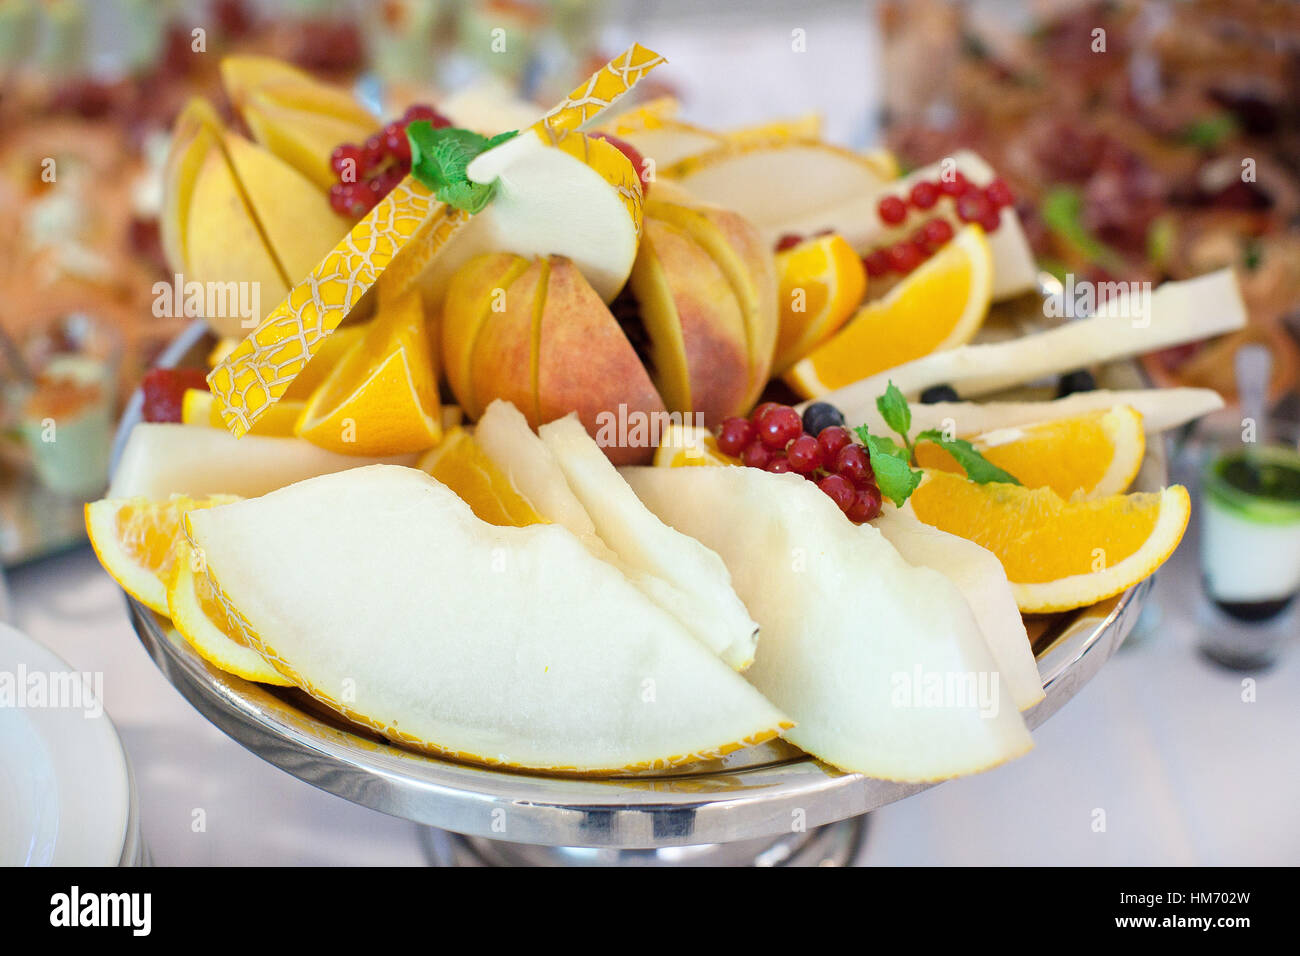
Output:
442,252,531,419
536,258,666,465
239,92,375,191
629,219,749,425
645,199,778,409
469,258,548,424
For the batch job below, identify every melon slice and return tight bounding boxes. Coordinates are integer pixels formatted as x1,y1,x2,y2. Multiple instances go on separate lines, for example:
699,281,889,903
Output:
825,269,1247,405
539,415,759,671
833,387,1225,444
623,466,1033,782
110,423,415,499
871,508,1043,711
184,465,789,773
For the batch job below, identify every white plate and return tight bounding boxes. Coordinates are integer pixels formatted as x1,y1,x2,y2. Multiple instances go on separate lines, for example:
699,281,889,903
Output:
0,622,131,866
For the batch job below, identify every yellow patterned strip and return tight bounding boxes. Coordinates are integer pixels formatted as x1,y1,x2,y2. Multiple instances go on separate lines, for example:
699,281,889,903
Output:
532,43,666,147
208,176,464,436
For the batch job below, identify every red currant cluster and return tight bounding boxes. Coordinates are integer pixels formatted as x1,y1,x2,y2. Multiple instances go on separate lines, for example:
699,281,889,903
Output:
327,104,450,218
861,174,1015,278
716,403,883,524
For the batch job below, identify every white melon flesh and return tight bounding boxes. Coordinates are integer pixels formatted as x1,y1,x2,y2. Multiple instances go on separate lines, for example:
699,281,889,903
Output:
831,387,1224,444
668,142,890,236
824,269,1247,404
422,130,639,305
110,423,415,498
184,465,789,773
473,400,607,552
615,124,726,170
539,416,759,671
871,508,1043,711
623,466,1033,782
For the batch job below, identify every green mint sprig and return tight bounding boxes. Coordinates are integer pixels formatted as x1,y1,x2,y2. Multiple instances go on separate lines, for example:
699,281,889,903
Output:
853,382,1019,507
406,123,518,214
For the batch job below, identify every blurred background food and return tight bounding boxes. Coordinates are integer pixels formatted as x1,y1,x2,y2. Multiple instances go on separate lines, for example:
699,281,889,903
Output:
1,0,1297,566
881,0,1300,405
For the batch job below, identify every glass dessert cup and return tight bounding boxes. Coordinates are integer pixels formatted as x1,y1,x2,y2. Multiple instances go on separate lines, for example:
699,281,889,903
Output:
114,318,1162,866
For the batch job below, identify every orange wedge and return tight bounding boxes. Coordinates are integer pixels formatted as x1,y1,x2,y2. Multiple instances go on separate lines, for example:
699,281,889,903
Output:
166,539,291,685
786,224,993,397
772,233,868,374
295,289,442,455
653,424,741,468
908,470,1190,613
85,494,239,614
418,427,547,527
915,406,1146,499
181,388,305,437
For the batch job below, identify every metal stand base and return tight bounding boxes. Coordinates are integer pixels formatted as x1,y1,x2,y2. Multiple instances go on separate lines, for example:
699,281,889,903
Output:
417,814,868,866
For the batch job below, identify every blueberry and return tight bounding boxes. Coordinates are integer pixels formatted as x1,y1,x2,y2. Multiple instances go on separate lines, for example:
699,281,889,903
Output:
920,384,959,404
802,401,845,435
1057,369,1097,398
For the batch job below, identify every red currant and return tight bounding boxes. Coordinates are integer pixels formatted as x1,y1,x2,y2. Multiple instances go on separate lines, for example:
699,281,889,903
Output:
403,104,450,128
382,122,411,164
765,454,792,474
878,194,907,225
909,180,939,210
939,170,969,196
956,191,992,224
775,233,804,252
984,178,1014,208
330,142,363,182
818,474,856,512
847,484,883,523
862,249,890,278
741,442,772,469
785,434,823,474
329,181,369,217
921,217,955,249
833,444,872,485
362,134,386,172
887,241,924,274
977,209,1002,233
717,417,755,457
750,402,780,425
757,405,803,450
817,425,852,459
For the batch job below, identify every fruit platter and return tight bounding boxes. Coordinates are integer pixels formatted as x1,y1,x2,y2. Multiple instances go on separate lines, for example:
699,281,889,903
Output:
89,47,1247,864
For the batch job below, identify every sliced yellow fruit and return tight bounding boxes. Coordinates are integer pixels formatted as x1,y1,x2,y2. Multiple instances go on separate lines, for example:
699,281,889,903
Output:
166,539,292,686
182,388,304,437
915,406,1146,499
908,471,1190,613
772,233,868,374
85,494,239,614
531,43,666,146
211,46,664,437
295,289,441,456
417,427,547,527
653,424,740,468
209,179,463,437
723,114,822,148
282,322,367,400
786,224,993,398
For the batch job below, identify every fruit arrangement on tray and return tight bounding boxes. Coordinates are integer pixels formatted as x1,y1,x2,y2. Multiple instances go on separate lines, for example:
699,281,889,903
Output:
88,47,1246,782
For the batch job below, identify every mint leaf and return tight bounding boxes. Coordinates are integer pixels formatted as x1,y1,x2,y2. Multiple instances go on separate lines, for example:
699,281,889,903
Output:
406,124,517,214
875,381,911,447
915,429,1020,485
855,427,923,507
